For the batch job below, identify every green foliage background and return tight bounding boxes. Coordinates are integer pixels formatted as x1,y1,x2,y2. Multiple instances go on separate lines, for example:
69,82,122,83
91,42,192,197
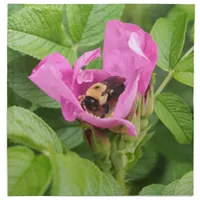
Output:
7,4,194,196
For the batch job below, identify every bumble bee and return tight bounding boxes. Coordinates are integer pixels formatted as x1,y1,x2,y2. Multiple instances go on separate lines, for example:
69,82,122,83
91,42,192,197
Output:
79,76,126,118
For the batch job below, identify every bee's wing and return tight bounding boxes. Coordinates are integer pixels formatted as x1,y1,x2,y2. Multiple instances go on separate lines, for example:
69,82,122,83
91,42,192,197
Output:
102,76,126,98
102,76,126,88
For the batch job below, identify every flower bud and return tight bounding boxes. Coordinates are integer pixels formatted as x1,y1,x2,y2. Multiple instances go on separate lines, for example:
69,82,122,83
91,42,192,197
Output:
140,117,149,131
111,152,127,170
142,73,156,117
89,127,111,155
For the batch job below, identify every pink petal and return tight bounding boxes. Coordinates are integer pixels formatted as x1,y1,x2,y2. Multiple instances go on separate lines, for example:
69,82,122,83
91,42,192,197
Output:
78,111,136,136
62,97,136,136
103,20,158,94
73,48,101,85
31,53,73,87
114,71,140,118
72,69,110,97
28,55,81,111
61,95,136,136
77,70,94,84
61,97,82,121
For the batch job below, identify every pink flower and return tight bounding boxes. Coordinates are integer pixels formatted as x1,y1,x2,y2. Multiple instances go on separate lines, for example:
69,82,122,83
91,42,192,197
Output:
28,20,157,136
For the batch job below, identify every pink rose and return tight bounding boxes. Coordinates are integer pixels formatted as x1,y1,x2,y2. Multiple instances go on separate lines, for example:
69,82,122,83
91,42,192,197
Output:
29,20,157,136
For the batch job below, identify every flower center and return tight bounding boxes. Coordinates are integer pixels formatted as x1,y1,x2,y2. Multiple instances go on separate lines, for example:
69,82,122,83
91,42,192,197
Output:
78,76,126,118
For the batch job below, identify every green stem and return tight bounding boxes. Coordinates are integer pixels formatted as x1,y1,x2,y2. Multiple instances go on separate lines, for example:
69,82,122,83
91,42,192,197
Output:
155,46,194,96
155,71,173,96
180,46,194,61
29,104,39,112
115,170,128,195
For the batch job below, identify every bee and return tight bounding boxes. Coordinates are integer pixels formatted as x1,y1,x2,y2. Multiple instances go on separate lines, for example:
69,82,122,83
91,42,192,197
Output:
79,76,126,118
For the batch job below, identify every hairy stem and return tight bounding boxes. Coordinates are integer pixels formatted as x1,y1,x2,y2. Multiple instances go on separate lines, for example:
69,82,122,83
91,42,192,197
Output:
115,170,128,195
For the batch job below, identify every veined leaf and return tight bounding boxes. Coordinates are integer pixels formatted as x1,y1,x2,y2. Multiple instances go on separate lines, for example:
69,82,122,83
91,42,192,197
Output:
8,106,64,154
8,4,24,16
149,122,193,162
8,146,51,196
35,108,69,130
139,184,165,195
140,170,193,196
8,7,76,63
126,144,158,181
172,162,193,181
168,5,194,22
174,171,193,195
155,93,193,144
8,86,31,108
56,123,84,149
24,4,65,10
66,4,125,46
169,12,188,68
151,13,188,70
7,47,24,63
173,54,193,87
51,152,122,195
162,170,193,195
162,179,180,195
8,55,60,108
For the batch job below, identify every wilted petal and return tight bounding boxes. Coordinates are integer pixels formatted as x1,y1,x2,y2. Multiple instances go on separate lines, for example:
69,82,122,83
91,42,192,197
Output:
77,112,136,136
103,20,158,94
73,48,101,85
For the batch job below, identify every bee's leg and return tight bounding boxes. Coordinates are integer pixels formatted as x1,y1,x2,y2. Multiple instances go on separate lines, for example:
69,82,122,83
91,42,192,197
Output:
100,103,109,118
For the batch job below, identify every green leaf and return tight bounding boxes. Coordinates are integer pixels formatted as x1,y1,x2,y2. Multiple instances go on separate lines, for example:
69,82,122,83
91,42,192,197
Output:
172,161,193,181
24,4,65,10
35,108,69,130
149,122,193,162
8,106,63,154
126,144,158,181
169,13,188,69
139,184,165,195
8,55,60,108
162,180,180,195
159,159,193,185
174,171,193,195
7,48,24,63
8,86,31,108
139,171,193,196
155,93,193,144
173,54,193,87
56,123,84,149
8,146,51,196
85,57,102,70
8,4,24,16
73,141,96,162
168,5,194,22
190,25,194,42
162,170,193,195
66,4,125,46
51,152,122,195
8,7,76,63
151,13,188,70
